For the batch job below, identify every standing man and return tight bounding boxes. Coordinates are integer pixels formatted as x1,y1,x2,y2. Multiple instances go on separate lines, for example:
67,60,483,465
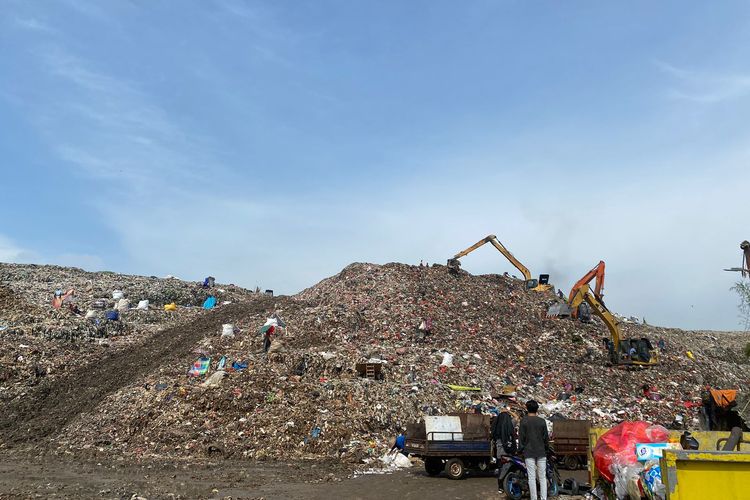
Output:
492,405,516,457
518,400,550,500
493,404,516,494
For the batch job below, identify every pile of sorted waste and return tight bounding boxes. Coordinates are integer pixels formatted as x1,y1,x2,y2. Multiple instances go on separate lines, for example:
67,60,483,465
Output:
45,262,750,462
0,263,253,403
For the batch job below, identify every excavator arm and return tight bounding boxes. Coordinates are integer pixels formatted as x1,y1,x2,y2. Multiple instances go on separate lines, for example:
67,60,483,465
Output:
569,284,620,349
569,260,605,302
447,235,551,291
570,283,657,366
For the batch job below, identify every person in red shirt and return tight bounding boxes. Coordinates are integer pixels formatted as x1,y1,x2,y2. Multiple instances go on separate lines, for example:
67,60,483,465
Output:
263,325,275,353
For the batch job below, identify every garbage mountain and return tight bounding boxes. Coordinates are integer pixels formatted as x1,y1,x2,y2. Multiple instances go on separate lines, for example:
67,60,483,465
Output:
2,262,748,463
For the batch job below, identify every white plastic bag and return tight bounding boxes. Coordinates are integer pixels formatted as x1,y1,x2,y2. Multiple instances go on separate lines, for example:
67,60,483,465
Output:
136,300,149,310
379,452,412,468
202,371,227,388
115,298,130,311
613,463,644,500
221,324,235,338
440,352,454,367
263,317,278,327
112,290,124,300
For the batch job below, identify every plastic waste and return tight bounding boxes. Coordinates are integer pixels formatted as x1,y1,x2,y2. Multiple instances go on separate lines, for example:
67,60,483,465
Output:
136,300,149,310
380,452,412,468
612,462,644,500
203,296,217,310
164,303,177,312
440,352,454,367
112,290,124,300
231,361,248,371
641,460,666,499
115,298,130,311
221,324,235,338
202,370,226,388
188,357,210,376
263,317,279,327
593,421,669,482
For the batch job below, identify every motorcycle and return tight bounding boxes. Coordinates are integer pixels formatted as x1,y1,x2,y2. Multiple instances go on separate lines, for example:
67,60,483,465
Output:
498,452,560,500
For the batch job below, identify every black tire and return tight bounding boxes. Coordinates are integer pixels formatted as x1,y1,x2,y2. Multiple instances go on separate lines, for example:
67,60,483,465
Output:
424,458,442,476
562,455,579,470
503,470,524,500
444,458,465,480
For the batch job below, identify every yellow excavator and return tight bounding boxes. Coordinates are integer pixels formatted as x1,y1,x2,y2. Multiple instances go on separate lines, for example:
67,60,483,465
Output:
569,283,658,367
447,235,553,292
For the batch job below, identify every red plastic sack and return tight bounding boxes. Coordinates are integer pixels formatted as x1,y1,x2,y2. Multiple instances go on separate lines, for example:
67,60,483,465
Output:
593,421,669,482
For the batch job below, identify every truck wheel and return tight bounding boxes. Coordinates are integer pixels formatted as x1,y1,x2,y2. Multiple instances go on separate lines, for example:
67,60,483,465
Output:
445,458,465,480
562,455,579,470
425,458,442,476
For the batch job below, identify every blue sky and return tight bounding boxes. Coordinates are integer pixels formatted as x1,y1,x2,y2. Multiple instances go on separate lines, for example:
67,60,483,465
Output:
1,1,748,330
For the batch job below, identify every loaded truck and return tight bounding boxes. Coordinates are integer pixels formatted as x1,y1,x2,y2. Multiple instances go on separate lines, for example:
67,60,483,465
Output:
404,414,495,479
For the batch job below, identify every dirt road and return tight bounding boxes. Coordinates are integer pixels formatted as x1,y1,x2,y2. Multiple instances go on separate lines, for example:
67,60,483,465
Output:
0,455,587,499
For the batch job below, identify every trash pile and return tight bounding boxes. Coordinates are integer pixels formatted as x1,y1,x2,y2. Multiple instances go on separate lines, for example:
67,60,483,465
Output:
0,263,253,403
50,262,750,463
592,421,671,499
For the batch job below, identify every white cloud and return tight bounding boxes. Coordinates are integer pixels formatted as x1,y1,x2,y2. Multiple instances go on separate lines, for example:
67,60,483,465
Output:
23,46,223,195
0,235,34,262
0,234,105,271
656,60,750,104
14,17,57,34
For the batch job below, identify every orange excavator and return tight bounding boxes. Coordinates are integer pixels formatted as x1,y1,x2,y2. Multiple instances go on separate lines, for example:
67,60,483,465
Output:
546,261,605,319
568,260,605,320
549,261,658,366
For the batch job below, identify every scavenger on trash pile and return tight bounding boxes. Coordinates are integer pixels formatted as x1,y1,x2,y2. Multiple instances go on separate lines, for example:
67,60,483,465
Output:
46,262,749,465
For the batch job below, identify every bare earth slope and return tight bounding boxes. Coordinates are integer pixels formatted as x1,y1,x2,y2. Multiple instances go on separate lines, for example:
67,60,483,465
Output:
1,297,275,447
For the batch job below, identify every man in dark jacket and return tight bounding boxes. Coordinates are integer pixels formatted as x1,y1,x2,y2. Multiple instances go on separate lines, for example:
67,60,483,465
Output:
519,400,550,500
492,405,517,493
491,406,516,458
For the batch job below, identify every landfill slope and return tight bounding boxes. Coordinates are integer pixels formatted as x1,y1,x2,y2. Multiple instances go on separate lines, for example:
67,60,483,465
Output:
0,263,254,405
0,297,275,447
33,262,749,463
